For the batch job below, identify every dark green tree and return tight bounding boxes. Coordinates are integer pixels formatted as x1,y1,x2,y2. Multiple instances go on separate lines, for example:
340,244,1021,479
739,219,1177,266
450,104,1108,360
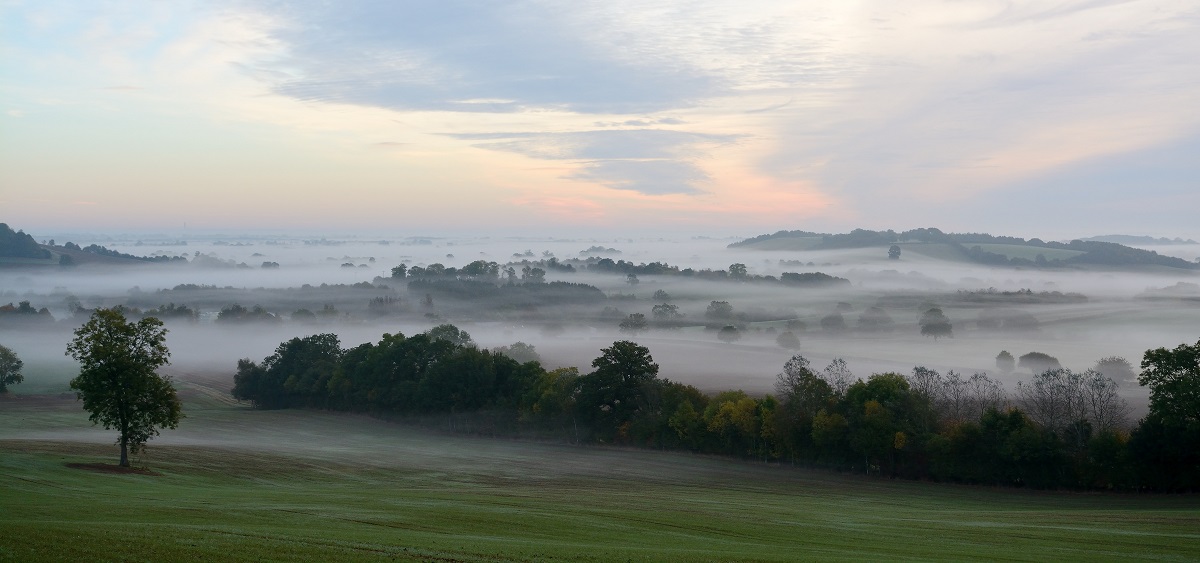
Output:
65,308,182,467
888,245,901,260
0,344,24,393
576,341,660,441
1139,339,1200,425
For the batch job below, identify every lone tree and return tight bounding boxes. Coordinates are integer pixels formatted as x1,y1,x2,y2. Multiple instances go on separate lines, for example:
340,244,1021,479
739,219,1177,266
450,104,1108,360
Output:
888,245,901,260
995,350,1016,373
718,325,742,343
0,343,24,393
919,307,953,339
66,308,182,467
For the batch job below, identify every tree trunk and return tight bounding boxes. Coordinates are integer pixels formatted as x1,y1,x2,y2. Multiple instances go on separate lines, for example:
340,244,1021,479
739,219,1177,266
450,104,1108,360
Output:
120,441,129,467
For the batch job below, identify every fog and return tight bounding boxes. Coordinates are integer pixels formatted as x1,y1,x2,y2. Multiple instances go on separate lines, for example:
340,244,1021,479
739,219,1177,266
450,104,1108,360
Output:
4,232,1199,413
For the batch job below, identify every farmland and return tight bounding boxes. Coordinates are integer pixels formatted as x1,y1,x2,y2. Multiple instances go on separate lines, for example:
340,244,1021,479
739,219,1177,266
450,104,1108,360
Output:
2,382,1197,562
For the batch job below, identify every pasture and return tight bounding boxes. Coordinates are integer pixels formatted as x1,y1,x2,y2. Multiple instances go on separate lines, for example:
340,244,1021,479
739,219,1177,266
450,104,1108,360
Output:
2,380,1198,562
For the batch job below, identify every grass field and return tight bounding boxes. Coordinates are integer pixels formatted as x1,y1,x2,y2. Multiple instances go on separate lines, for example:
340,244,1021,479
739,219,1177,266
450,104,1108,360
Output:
2,382,1199,562
968,244,1085,261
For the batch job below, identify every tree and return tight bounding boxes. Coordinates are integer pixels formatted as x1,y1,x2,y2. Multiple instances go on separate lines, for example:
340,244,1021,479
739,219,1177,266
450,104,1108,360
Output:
494,341,541,364
1139,339,1200,425
1094,356,1136,384
619,313,648,334
390,263,408,279
0,344,24,393
717,325,741,343
705,300,734,321
728,263,748,280
65,308,182,467
625,273,639,286
1018,352,1061,373
521,266,546,284
857,306,894,332
428,324,474,347
888,245,901,260
651,303,681,321
775,330,801,350
576,341,660,440
996,350,1015,373
919,307,953,339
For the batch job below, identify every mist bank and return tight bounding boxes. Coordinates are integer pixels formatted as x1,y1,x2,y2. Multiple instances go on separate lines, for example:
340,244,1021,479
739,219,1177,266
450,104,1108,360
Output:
4,233,1198,404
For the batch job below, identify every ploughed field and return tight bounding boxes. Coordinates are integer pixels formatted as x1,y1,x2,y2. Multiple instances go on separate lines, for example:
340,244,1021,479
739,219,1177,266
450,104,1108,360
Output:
1,381,1198,562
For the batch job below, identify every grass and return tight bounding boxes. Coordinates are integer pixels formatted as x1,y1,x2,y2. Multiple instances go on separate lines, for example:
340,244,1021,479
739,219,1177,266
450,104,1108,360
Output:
968,243,1085,261
2,385,1198,562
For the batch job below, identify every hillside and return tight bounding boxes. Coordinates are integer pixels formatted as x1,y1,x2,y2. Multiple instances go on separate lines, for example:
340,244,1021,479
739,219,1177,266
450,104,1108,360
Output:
0,223,50,260
730,228,1200,270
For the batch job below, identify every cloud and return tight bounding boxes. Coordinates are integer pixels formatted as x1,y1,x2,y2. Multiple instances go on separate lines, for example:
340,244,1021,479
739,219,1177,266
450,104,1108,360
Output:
256,0,719,114
570,160,710,195
450,129,738,195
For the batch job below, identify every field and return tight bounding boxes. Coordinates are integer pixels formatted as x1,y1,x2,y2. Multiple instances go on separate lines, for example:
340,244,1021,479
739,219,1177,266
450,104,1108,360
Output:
968,244,1086,261
2,380,1198,562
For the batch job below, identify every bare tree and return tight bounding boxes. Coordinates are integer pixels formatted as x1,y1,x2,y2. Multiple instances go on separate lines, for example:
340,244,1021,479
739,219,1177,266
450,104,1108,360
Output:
821,358,854,397
1081,369,1131,433
1017,368,1087,434
966,372,1007,419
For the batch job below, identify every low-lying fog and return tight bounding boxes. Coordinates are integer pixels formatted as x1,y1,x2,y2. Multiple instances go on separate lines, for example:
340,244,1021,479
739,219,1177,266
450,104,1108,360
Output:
4,233,1198,415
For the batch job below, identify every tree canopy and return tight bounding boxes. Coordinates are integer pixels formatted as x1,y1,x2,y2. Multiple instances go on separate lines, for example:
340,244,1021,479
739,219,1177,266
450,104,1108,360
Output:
66,308,183,466
0,344,24,393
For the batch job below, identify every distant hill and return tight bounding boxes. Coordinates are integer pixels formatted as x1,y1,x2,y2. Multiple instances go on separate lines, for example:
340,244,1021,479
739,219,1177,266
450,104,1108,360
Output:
0,222,187,267
730,228,1200,271
0,223,51,259
1080,235,1197,245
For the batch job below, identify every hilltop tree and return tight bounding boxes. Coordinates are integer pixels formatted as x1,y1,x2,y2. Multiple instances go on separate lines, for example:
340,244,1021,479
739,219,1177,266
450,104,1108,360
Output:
0,344,24,393
65,308,182,467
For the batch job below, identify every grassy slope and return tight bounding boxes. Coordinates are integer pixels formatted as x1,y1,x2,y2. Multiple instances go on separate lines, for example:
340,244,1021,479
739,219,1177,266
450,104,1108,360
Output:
1,386,1198,562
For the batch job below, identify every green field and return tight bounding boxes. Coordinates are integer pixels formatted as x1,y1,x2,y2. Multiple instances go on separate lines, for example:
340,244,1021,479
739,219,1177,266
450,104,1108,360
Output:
968,243,1085,261
1,383,1198,562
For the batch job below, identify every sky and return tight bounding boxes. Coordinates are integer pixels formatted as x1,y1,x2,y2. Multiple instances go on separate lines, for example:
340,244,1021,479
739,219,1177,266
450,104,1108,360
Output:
2,0,1198,239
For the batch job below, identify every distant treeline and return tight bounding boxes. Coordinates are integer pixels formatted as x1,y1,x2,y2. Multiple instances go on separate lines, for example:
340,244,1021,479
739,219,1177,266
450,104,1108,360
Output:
391,256,850,288
232,329,1200,492
730,227,1200,269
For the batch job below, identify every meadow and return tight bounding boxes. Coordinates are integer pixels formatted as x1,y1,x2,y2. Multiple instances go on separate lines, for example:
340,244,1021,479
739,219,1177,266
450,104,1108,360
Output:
2,379,1198,562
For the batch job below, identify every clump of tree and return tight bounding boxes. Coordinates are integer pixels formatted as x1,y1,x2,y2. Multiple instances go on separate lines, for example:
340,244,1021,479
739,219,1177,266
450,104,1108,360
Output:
1018,352,1061,373
230,329,1200,491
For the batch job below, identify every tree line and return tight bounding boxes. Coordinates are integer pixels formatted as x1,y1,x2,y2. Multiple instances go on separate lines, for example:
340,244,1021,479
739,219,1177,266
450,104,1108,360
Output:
231,328,1200,491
